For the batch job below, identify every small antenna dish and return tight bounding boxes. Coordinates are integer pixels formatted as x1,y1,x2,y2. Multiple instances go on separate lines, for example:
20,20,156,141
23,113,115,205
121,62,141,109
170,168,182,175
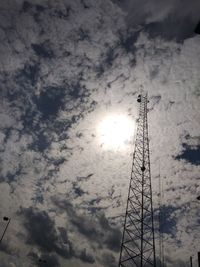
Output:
137,95,141,102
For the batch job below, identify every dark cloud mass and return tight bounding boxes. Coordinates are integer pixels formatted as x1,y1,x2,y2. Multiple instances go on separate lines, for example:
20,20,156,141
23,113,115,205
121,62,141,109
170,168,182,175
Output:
101,252,117,267
36,87,66,120
31,42,54,58
144,18,196,42
53,196,121,252
29,252,60,267
79,248,95,264
0,0,199,266
176,143,200,165
114,0,200,41
175,135,200,165
155,205,179,237
20,207,74,259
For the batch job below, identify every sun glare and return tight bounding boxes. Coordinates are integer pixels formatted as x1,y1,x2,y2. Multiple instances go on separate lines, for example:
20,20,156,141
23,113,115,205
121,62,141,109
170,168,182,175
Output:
98,114,135,150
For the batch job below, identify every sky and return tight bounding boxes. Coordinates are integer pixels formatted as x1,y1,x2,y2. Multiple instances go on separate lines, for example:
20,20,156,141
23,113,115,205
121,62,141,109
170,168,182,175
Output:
0,0,200,266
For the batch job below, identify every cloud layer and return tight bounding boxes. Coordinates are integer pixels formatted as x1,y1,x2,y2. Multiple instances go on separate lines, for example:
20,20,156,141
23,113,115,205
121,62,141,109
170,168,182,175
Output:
0,0,200,266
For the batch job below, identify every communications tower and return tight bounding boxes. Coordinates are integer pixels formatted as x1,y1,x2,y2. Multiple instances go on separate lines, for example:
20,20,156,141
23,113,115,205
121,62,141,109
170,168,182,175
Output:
119,94,156,267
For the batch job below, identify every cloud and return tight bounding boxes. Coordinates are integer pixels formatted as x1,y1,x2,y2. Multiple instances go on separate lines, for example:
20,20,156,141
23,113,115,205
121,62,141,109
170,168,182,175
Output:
35,86,66,120
118,28,141,55
28,252,61,267
19,207,74,259
31,42,54,58
0,0,200,266
100,252,117,267
175,134,200,165
0,242,13,256
154,205,180,238
78,248,95,264
15,62,40,87
113,0,200,41
52,196,121,252
28,131,51,153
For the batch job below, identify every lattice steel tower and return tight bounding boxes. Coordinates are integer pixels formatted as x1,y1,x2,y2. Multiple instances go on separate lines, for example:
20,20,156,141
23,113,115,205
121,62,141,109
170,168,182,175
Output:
119,94,156,267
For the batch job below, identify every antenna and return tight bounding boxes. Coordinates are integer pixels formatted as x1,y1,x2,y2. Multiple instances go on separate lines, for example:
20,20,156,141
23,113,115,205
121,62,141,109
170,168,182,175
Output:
158,162,165,267
118,94,156,267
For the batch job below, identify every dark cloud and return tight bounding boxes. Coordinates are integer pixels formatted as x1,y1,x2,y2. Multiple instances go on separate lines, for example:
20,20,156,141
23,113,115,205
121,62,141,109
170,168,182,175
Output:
28,131,50,152
98,214,121,252
19,207,74,258
0,128,12,147
58,227,69,245
52,197,121,252
67,81,89,101
147,95,162,112
31,162,65,203
104,46,117,67
31,42,54,58
51,197,73,212
21,207,58,251
0,164,23,184
144,17,196,42
22,1,34,12
150,95,161,105
0,0,199,265
78,248,95,264
77,27,90,42
22,205,96,264
80,0,91,9
21,107,39,132
113,0,200,42
175,143,200,165
175,135,200,165
71,213,100,241
165,255,188,267
36,87,66,120
0,242,12,255
21,1,71,23
85,203,103,215
72,183,87,198
76,173,94,182
31,189,44,204
16,62,40,87
118,29,140,54
28,252,60,267
95,44,119,77
50,5,72,20
104,228,121,252
21,1,45,13
101,252,117,267
154,205,179,238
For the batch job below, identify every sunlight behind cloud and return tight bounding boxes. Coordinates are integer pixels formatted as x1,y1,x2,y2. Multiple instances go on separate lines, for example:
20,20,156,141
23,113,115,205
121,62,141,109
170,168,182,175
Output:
98,114,135,150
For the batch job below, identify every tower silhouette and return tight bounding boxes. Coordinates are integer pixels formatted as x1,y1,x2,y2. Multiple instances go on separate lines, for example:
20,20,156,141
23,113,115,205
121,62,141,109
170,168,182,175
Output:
119,94,156,267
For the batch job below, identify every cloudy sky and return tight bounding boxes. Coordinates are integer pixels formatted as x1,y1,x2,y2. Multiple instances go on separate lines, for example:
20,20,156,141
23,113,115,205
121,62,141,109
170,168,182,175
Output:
0,0,200,266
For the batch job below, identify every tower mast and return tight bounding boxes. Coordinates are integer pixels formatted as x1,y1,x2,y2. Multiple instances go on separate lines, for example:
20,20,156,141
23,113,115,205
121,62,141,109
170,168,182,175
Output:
119,94,156,267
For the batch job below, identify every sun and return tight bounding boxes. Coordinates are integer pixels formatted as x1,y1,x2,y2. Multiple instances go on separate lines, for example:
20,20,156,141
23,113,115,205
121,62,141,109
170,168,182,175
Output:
98,114,135,150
